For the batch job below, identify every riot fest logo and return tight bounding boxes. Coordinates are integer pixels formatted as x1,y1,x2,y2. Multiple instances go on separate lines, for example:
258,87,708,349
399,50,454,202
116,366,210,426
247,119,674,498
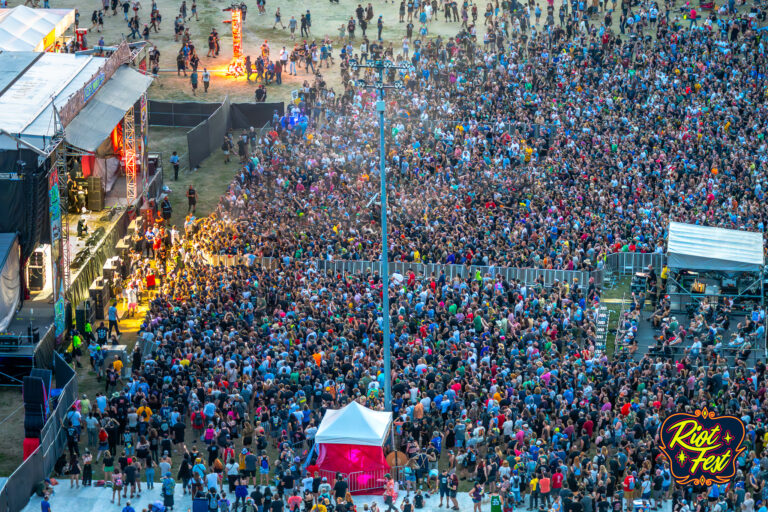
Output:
659,408,746,486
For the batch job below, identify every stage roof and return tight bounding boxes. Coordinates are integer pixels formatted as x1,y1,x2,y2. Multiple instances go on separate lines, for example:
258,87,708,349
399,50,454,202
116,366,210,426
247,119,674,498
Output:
667,221,764,272
0,6,75,52
0,53,152,153
66,66,153,152
0,52,104,151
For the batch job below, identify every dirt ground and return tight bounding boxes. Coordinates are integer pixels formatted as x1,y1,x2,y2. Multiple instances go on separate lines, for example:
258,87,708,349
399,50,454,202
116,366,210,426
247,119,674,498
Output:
13,0,504,104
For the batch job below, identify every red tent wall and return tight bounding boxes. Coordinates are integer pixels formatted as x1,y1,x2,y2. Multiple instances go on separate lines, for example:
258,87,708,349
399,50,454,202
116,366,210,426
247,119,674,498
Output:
316,443,388,494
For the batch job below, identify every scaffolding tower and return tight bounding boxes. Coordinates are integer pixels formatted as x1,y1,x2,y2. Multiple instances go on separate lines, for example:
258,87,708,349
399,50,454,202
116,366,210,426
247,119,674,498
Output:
124,106,137,203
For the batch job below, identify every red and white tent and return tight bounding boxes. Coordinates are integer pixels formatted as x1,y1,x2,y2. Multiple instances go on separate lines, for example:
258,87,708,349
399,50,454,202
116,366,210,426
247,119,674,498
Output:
315,401,392,493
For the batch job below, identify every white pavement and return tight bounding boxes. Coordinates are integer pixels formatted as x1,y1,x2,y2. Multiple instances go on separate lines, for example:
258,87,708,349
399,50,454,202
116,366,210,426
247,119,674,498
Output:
22,484,677,512
24,483,476,512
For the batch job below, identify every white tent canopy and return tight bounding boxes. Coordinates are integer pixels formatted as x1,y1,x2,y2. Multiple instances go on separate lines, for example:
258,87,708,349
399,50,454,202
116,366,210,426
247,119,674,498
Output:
315,401,392,446
667,222,765,272
0,6,75,52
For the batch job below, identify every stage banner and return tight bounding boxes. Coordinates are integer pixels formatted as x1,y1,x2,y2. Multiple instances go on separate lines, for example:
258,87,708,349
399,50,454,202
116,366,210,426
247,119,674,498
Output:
48,167,65,338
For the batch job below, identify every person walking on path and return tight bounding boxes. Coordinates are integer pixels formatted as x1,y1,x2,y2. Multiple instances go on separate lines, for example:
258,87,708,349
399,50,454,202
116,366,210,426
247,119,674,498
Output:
202,68,210,93
186,185,197,214
107,303,120,337
190,69,198,95
170,151,180,180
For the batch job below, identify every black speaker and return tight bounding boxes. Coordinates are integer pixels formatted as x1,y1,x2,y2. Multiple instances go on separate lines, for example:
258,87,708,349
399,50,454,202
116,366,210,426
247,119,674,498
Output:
89,279,109,320
87,176,105,211
24,412,45,437
75,300,94,333
30,369,52,398
148,154,160,176
23,376,47,407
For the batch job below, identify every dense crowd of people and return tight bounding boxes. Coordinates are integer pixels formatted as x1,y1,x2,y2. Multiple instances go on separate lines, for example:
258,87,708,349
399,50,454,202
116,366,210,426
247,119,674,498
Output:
52,0,768,511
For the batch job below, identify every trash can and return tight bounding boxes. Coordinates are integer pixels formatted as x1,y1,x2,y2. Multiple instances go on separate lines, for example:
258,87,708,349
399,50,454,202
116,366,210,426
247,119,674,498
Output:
193,494,208,512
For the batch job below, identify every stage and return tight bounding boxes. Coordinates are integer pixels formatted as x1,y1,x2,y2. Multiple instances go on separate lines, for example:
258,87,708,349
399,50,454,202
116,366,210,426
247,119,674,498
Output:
63,170,163,312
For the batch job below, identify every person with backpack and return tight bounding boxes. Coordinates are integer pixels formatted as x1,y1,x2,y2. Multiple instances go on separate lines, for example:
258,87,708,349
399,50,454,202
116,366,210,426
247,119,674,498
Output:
471,483,484,512
162,472,176,510
112,468,125,506
622,470,636,510
510,470,522,506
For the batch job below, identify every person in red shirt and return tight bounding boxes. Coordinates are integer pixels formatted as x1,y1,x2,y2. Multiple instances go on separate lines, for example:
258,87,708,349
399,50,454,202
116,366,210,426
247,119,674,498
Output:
551,469,564,492
583,418,594,437
623,471,637,504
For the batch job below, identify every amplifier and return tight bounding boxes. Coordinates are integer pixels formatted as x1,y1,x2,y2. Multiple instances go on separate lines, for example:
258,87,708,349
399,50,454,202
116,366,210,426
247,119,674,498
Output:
0,334,20,351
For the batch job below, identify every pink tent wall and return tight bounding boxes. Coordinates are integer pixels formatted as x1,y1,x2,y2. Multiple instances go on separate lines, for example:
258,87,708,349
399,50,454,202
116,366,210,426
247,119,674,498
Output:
316,443,389,494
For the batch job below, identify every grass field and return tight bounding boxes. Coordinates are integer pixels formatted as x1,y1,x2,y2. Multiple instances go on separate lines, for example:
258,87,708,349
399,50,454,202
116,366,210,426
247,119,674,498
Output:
148,126,234,226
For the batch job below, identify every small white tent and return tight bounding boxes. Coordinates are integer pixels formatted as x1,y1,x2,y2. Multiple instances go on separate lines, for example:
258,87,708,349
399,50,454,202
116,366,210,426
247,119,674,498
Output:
315,401,392,446
0,6,75,52
314,401,392,493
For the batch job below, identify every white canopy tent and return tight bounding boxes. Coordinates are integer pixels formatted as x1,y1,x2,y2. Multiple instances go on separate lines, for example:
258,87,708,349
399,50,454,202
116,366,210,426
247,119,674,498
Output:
0,6,75,52
667,222,764,272
315,401,392,446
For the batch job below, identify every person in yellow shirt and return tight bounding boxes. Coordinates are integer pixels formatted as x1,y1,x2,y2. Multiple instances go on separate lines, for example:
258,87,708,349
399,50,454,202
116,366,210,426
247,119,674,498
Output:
529,475,540,509
137,403,153,420
112,357,123,375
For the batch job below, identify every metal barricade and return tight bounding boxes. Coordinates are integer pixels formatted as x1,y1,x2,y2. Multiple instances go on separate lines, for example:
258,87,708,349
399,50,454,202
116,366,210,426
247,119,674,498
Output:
346,467,392,494
199,252,666,291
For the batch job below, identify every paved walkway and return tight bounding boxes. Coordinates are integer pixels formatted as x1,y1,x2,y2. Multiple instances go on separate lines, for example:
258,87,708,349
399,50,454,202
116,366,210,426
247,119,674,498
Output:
23,483,676,512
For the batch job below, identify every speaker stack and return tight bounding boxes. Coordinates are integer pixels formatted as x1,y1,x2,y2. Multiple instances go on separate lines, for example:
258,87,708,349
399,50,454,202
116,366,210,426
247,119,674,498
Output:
75,299,95,334
23,370,50,440
89,278,110,320
87,176,105,211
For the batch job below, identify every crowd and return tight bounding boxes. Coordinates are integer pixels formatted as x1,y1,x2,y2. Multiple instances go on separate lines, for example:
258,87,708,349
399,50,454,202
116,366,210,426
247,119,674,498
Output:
51,0,768,511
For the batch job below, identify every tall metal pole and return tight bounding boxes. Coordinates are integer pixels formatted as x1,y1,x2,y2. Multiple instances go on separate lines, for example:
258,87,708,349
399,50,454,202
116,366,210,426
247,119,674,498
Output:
349,58,413,419
377,66,392,413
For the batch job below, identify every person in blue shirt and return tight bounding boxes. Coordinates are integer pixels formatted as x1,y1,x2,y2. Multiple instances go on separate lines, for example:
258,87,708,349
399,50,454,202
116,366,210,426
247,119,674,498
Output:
108,303,120,337
170,151,180,181
122,502,136,512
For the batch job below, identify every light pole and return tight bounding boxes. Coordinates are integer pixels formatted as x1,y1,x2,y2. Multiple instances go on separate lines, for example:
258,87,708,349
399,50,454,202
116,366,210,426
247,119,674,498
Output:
349,57,413,414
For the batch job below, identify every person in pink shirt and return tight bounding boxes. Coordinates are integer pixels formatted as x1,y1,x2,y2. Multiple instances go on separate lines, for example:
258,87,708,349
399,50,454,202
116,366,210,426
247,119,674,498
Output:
287,490,303,511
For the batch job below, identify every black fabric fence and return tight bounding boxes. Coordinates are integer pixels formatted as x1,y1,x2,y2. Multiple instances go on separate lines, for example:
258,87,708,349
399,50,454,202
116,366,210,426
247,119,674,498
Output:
229,102,284,130
33,324,56,370
186,96,231,169
147,99,285,168
148,100,220,127
0,352,77,512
